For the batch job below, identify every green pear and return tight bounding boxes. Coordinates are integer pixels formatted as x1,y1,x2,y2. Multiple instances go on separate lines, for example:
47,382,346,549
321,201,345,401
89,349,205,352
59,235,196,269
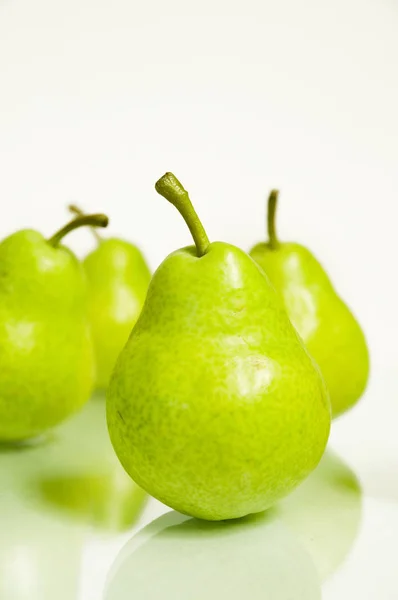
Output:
0,214,108,442
250,191,370,417
107,172,330,521
105,511,322,600
69,205,151,390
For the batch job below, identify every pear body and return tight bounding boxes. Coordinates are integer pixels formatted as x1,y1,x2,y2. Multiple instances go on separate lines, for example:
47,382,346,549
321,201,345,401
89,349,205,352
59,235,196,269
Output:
107,242,330,521
82,238,151,390
250,242,369,417
0,230,95,441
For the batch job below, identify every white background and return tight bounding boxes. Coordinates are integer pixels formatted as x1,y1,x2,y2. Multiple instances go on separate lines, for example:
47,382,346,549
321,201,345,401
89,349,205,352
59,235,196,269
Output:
0,0,397,375
1,3,398,597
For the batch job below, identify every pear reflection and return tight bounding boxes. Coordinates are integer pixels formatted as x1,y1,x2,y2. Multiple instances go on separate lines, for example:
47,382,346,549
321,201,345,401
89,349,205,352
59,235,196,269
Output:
31,395,148,532
105,511,322,600
105,450,361,599
276,450,362,580
0,493,84,600
0,394,148,599
38,469,146,531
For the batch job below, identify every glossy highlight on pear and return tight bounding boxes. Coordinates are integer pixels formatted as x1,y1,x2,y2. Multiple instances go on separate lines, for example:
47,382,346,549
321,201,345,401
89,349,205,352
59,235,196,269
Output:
107,172,331,521
250,190,370,417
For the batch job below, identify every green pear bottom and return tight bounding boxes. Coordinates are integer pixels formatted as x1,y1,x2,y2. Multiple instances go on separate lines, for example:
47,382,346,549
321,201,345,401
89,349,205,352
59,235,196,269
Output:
107,242,331,521
250,242,370,417
82,238,151,390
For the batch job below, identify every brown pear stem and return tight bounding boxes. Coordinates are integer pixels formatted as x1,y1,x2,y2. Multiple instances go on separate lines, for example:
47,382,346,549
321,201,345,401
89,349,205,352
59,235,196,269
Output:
267,190,280,249
48,214,109,247
69,204,103,244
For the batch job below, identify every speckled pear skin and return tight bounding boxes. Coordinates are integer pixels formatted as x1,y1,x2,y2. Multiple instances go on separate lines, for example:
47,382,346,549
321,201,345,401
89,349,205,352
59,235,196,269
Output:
82,238,151,390
107,242,331,521
249,242,370,418
0,230,95,441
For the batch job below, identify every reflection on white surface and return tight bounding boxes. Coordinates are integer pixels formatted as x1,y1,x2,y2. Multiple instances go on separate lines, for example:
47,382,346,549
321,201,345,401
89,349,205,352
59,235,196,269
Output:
1,372,398,599
0,396,149,600
8,547,36,597
330,371,398,502
27,396,148,532
276,450,362,580
104,450,362,600
323,497,398,599
0,493,84,600
105,511,322,600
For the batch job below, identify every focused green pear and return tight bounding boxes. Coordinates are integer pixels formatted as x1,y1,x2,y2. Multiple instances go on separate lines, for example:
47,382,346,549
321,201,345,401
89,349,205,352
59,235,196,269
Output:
0,213,108,442
249,191,370,417
69,205,151,390
107,173,330,521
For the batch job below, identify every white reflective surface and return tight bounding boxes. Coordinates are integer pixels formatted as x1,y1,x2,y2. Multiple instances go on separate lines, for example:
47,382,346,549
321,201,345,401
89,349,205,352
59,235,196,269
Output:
0,369,397,599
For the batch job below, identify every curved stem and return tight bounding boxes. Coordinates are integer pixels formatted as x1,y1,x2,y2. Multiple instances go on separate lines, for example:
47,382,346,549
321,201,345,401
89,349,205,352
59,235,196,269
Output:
69,204,102,244
69,204,85,218
267,189,280,249
48,214,109,247
155,172,210,257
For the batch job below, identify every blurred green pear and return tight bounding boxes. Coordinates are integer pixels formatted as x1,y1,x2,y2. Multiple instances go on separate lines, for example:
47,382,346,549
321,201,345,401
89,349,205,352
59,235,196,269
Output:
69,205,151,390
0,214,108,441
250,190,369,417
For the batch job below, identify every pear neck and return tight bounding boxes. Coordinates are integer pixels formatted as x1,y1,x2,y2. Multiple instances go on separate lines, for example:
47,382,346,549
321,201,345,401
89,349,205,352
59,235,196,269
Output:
47,214,108,247
267,189,280,250
155,172,210,257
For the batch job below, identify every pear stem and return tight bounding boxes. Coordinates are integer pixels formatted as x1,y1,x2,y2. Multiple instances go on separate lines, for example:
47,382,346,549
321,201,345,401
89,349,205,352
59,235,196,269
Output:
47,214,109,247
155,172,210,257
267,189,280,249
69,204,103,244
